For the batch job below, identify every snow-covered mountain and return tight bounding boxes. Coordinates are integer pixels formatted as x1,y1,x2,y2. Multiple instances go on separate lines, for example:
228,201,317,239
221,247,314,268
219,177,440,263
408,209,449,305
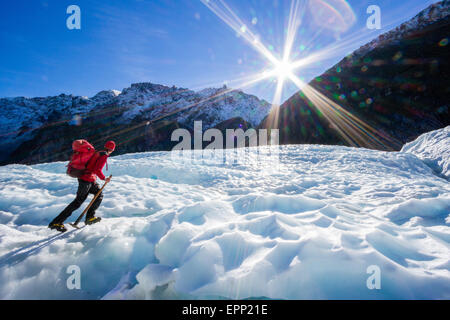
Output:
117,83,270,127
0,84,268,139
0,83,270,165
0,128,448,299
0,94,96,149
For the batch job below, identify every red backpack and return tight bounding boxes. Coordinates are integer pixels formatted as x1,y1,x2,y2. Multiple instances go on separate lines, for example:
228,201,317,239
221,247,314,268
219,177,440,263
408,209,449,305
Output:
66,139,96,178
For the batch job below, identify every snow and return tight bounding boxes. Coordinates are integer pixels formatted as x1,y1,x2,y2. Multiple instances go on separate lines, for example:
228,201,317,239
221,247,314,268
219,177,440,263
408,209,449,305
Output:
0,129,449,299
401,126,450,179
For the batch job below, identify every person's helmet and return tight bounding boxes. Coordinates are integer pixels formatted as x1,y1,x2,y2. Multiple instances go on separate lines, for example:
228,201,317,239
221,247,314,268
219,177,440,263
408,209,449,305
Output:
105,141,116,152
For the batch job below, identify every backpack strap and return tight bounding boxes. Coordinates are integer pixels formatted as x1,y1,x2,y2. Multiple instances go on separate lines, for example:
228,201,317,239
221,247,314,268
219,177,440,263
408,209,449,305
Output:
100,151,109,171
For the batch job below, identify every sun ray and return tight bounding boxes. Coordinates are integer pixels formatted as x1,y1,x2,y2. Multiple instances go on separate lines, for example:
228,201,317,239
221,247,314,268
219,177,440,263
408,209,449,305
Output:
288,73,401,149
200,0,279,65
272,75,285,107
283,0,306,63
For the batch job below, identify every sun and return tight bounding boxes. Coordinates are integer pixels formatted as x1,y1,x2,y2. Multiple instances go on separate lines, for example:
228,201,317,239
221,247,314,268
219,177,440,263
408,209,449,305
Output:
273,60,295,81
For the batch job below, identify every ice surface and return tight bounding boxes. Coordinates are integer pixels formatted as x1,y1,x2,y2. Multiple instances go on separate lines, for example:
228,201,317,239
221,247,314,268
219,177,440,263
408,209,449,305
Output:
402,126,450,179
0,130,449,299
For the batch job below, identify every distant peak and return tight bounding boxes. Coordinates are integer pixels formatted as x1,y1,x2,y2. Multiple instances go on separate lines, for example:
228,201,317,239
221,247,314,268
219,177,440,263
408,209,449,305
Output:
197,85,231,97
92,89,121,100
129,82,168,91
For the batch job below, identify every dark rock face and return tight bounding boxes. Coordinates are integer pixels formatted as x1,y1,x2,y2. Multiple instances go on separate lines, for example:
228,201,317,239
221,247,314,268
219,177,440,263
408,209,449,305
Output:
260,3,449,151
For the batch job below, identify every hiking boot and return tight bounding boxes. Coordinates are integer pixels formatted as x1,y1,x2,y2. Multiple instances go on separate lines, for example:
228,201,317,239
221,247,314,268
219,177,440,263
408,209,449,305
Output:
48,223,67,233
85,217,102,225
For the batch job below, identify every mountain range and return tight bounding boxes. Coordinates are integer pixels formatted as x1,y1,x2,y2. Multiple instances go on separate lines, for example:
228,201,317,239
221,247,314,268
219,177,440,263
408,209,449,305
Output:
0,84,270,165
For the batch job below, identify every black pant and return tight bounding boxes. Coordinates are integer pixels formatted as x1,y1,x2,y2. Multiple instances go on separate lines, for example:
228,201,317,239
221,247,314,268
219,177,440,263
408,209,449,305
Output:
51,179,103,224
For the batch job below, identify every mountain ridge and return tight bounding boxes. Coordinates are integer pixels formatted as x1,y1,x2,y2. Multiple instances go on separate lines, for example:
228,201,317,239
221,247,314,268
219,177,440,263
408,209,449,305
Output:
0,83,271,165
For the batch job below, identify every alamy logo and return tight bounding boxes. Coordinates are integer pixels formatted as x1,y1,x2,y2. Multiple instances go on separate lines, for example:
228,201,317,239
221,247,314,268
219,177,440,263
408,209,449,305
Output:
66,5,81,30
367,5,381,30
171,121,280,165
366,265,381,290
66,265,81,290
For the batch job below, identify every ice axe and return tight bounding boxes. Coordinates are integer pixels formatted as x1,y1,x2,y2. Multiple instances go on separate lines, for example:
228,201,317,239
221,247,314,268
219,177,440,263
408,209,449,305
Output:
70,175,112,229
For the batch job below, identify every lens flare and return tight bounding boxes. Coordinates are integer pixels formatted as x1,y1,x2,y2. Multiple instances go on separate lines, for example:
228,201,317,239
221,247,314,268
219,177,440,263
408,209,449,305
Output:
201,0,399,151
308,0,356,33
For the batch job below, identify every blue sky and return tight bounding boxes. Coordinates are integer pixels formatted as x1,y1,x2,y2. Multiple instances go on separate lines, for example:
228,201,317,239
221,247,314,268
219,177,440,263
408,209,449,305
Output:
0,0,439,103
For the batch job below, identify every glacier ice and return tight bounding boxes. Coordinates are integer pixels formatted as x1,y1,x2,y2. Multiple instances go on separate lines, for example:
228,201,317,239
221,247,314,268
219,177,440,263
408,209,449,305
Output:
402,125,450,179
0,130,449,299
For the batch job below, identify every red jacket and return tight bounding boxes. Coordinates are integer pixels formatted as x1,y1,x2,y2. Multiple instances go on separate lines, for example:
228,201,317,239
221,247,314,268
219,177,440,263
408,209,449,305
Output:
80,151,108,182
